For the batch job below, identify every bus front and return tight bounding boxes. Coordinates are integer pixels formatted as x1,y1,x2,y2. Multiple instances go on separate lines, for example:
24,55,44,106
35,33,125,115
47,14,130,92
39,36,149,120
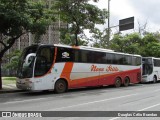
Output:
16,45,55,91
142,57,153,83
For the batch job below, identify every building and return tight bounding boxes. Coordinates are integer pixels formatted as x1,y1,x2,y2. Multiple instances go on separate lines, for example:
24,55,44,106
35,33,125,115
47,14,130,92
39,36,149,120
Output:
11,0,65,51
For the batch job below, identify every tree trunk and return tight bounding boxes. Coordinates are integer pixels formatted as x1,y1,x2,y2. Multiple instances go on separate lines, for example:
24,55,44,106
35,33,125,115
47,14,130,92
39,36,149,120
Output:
75,33,78,46
75,27,79,46
0,37,18,90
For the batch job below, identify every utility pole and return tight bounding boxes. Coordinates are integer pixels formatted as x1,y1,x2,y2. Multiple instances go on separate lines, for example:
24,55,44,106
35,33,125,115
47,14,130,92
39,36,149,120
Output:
107,0,110,46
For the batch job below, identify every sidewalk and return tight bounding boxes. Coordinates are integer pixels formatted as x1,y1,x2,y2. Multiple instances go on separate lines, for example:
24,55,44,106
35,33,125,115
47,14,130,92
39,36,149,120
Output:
0,84,25,94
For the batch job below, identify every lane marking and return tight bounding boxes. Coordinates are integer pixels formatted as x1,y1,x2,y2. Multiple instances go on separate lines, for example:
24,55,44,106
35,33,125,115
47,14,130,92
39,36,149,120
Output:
1,98,46,104
47,88,160,111
138,103,160,111
46,93,138,111
1,87,160,107
109,117,120,120
109,101,160,120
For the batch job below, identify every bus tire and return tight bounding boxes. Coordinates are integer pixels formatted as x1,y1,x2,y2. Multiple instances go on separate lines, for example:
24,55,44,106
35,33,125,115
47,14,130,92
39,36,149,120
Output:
114,77,122,87
54,79,67,93
123,77,130,87
153,76,157,83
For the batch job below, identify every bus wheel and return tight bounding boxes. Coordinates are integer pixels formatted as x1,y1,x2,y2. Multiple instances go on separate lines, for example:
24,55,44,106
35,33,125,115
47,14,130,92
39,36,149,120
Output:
153,76,157,83
123,77,130,87
114,77,121,87
54,79,67,93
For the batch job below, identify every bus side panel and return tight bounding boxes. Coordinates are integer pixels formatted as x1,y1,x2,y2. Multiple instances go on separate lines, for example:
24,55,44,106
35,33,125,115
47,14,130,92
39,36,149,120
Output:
69,63,99,88
99,65,141,85
69,64,141,88
99,69,141,85
155,67,160,80
58,63,141,89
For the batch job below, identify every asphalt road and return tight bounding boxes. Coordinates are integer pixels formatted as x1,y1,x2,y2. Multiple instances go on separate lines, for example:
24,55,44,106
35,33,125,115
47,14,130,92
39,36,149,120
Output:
0,82,160,120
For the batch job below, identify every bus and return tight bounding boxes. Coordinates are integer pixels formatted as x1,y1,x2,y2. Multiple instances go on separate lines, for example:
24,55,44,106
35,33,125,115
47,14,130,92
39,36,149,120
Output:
142,57,160,83
16,44,142,93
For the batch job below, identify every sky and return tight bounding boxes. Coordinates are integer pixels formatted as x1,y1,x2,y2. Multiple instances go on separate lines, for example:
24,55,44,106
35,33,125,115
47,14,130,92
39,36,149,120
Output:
89,0,160,34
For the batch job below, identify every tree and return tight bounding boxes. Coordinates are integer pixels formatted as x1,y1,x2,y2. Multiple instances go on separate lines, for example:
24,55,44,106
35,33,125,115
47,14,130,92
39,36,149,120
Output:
52,0,108,46
109,32,160,57
0,0,53,89
109,33,141,53
109,34,125,52
144,42,160,57
139,33,159,56
60,30,88,46
4,50,22,76
92,28,109,48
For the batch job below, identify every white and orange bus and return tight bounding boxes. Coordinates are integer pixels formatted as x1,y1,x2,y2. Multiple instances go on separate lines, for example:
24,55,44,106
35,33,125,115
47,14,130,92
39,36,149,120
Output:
16,44,142,93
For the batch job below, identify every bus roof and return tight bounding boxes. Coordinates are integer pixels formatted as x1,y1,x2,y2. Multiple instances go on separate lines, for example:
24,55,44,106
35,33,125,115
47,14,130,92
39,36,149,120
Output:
143,57,160,60
54,44,141,57
31,44,141,57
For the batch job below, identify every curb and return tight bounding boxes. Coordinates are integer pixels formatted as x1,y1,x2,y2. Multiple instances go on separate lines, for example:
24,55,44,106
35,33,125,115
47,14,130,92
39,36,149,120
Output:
0,89,26,94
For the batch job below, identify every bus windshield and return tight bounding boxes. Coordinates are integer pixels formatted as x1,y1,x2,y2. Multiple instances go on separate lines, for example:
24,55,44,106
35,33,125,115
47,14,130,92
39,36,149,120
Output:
17,45,38,78
34,46,55,77
142,58,153,75
17,45,55,78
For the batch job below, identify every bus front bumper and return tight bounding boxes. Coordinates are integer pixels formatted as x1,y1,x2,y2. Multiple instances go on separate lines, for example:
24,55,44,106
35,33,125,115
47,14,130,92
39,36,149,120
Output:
16,78,32,90
141,75,148,83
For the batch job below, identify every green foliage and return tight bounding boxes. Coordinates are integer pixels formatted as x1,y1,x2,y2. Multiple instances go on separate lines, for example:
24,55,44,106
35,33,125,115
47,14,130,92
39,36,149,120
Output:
140,33,158,46
92,28,109,48
0,0,53,59
4,50,22,74
52,0,108,45
0,0,53,87
2,77,16,81
60,28,88,46
143,42,160,57
109,32,160,57
110,33,141,53
2,77,16,85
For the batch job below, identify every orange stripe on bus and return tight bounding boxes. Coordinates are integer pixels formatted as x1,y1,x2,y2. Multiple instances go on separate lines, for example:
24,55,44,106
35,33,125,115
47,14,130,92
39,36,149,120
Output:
60,62,74,80
69,68,141,87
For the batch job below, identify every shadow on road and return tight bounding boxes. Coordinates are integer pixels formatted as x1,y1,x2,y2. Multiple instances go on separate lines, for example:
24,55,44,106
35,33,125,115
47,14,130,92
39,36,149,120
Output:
21,83,144,97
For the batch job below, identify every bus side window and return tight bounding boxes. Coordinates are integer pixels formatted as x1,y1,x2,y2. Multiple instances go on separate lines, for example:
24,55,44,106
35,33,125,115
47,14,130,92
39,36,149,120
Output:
114,54,123,64
105,53,113,64
136,57,141,66
124,55,132,65
132,57,136,66
154,59,160,67
79,50,94,63
94,52,105,63
74,50,81,62
81,50,88,63
158,60,160,67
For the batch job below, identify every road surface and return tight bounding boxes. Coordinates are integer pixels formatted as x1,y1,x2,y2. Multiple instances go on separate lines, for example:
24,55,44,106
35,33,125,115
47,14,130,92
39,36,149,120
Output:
0,82,160,120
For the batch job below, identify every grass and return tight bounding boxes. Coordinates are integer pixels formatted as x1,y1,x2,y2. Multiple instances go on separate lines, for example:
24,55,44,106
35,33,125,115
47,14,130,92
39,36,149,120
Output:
2,77,17,85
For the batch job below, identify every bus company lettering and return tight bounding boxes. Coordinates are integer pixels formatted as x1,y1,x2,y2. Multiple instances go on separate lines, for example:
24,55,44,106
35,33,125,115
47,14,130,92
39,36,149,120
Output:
91,65,104,72
91,65,119,72
106,65,119,72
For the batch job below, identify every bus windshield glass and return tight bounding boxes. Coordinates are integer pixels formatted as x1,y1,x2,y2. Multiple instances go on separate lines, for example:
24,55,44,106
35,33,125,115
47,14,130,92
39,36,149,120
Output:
17,45,38,78
142,58,153,75
34,46,55,77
